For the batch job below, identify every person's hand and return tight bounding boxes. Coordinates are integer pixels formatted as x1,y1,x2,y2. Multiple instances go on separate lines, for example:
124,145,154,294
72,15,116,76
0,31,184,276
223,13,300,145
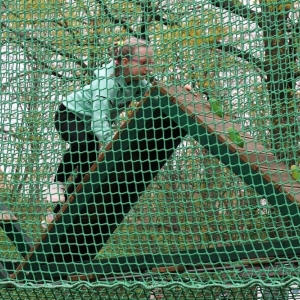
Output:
183,84,197,95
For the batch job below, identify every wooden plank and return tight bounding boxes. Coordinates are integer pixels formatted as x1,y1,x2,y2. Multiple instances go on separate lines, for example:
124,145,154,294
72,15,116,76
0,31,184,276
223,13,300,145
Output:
67,274,104,282
238,151,278,172
67,259,299,282
11,86,185,281
165,86,290,158
152,265,186,273
276,186,300,203
11,92,154,279
51,106,182,263
164,86,300,203
34,238,300,281
154,87,300,224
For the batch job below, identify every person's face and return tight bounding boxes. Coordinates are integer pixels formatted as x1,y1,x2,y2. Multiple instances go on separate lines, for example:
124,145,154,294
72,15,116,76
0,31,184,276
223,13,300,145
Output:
122,47,154,82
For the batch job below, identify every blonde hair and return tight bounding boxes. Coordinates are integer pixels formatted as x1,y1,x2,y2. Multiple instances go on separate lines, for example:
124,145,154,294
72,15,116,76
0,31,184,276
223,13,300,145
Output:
113,37,149,77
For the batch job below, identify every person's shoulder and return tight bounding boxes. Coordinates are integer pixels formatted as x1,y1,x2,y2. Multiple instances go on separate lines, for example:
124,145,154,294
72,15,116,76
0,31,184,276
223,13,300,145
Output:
93,60,115,78
91,61,116,90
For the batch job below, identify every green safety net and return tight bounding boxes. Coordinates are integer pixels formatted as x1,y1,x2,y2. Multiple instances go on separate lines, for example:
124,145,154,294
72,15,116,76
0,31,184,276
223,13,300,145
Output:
1,0,300,299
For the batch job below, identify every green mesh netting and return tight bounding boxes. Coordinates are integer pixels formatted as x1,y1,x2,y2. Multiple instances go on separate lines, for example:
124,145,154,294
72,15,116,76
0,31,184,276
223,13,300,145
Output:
1,0,300,299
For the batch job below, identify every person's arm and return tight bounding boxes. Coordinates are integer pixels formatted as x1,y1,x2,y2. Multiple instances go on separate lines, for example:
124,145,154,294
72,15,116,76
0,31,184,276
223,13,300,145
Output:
91,80,113,143
91,93,114,144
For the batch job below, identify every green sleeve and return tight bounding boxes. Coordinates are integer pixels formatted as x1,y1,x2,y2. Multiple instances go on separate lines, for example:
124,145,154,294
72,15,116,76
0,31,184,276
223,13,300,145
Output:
90,80,114,143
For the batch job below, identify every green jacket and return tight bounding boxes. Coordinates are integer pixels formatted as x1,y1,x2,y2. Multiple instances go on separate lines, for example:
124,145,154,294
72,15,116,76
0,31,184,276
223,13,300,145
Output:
62,61,149,143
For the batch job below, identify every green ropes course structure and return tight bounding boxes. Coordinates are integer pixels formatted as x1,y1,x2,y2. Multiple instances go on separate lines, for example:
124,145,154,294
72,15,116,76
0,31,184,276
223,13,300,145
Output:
1,0,300,299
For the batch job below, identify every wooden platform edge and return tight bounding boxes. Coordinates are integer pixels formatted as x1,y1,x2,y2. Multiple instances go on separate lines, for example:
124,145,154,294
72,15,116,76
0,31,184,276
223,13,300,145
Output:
160,85,300,204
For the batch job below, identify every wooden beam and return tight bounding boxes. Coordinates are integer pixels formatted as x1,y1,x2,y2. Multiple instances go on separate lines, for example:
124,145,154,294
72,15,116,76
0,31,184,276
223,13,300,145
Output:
11,86,184,281
26,238,300,281
155,86,300,222
162,85,300,203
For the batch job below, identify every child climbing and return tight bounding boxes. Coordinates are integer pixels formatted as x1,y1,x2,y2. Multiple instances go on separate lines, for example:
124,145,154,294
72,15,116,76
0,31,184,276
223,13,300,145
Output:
42,36,193,228
42,37,153,227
